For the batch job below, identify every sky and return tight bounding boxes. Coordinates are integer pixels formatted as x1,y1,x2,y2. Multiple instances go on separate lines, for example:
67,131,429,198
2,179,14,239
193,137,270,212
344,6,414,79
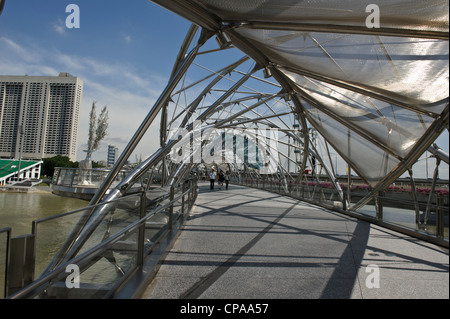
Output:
0,0,192,162
0,1,448,179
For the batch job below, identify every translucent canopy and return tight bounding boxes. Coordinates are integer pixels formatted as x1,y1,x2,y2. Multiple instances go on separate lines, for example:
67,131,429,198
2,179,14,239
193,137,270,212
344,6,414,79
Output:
151,0,449,188
185,0,448,33
40,0,449,275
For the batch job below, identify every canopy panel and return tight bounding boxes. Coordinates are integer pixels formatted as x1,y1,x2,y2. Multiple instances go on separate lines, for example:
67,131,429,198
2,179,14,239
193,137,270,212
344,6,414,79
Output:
193,0,449,33
238,30,448,110
151,0,449,189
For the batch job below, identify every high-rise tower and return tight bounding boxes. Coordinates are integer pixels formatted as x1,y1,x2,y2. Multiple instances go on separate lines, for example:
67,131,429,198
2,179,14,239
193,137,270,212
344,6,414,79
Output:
0,73,83,161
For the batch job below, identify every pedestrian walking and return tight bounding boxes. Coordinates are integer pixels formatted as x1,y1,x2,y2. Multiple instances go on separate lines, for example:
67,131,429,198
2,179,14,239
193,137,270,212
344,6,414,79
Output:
209,169,216,190
224,171,230,190
218,171,225,190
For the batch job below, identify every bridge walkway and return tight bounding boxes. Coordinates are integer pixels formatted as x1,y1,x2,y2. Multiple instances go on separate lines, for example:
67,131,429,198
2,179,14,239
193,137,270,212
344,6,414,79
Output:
141,184,449,299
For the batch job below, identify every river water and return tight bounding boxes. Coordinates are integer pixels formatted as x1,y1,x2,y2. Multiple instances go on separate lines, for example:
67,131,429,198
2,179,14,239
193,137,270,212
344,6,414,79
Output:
0,188,87,237
0,187,170,298
0,188,87,298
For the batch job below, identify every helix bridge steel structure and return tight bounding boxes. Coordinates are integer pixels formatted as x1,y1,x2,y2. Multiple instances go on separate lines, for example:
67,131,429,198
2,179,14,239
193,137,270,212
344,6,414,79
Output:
2,0,448,299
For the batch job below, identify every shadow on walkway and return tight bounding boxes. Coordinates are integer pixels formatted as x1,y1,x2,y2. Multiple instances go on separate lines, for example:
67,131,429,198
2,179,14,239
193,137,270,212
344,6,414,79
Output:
142,184,449,299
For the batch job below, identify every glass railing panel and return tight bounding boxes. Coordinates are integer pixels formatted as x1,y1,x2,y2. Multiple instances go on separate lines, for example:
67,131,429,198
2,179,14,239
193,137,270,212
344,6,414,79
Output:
3,179,198,299
58,169,75,186
72,195,142,258
444,211,449,241
33,208,86,277
38,229,139,299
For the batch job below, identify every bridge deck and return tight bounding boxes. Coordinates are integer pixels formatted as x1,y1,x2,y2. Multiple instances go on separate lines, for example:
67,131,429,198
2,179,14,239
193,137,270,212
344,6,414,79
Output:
141,184,449,299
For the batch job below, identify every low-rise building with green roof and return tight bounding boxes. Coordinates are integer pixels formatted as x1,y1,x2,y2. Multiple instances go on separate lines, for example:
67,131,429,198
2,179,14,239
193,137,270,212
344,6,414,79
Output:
0,159,42,186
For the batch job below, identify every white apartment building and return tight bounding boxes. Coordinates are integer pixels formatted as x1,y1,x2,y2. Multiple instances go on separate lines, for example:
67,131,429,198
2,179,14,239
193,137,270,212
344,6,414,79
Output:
0,73,83,162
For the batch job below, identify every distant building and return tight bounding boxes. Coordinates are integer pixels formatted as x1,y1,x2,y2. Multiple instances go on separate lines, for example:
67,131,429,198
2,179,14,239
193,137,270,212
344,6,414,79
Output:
0,73,83,162
107,145,119,167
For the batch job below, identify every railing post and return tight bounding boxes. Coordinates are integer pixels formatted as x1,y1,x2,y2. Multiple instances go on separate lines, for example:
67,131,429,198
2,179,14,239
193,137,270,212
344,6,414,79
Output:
376,191,383,220
190,179,194,206
69,169,74,186
187,180,191,207
181,182,186,216
137,188,147,266
195,178,198,198
342,189,347,210
54,168,61,185
169,185,175,229
436,194,444,239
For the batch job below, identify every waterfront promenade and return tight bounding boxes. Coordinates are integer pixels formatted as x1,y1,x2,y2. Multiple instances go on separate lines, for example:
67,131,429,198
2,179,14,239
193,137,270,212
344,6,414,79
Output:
142,184,449,299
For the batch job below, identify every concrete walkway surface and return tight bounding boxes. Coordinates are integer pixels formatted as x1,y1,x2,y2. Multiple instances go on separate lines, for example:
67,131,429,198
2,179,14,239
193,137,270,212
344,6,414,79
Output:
142,184,449,299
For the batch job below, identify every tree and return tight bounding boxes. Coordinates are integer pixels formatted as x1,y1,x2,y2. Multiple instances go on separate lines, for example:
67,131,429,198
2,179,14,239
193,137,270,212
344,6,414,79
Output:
42,155,78,177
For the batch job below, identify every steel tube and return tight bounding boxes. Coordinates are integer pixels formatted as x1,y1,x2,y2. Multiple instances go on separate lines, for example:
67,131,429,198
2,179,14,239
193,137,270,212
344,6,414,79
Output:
90,37,205,206
232,20,449,40
351,105,448,211
47,30,212,270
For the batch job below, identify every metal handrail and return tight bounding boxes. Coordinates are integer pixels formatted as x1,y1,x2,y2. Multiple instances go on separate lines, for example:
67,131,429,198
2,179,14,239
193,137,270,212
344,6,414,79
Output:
52,167,132,188
235,178,448,247
30,192,144,279
7,180,197,299
31,193,142,233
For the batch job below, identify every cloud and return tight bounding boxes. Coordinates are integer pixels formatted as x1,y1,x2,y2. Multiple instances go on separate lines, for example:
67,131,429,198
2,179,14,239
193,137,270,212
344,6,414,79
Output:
53,18,66,35
0,38,59,76
0,36,164,162
0,37,41,64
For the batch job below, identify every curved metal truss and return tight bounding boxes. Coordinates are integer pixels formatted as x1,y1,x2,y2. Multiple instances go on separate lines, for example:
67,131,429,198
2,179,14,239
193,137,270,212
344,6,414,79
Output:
46,1,448,272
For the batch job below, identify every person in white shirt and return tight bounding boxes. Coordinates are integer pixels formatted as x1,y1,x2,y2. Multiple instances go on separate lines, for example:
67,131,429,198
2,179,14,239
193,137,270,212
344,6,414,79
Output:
224,171,230,190
209,169,216,190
